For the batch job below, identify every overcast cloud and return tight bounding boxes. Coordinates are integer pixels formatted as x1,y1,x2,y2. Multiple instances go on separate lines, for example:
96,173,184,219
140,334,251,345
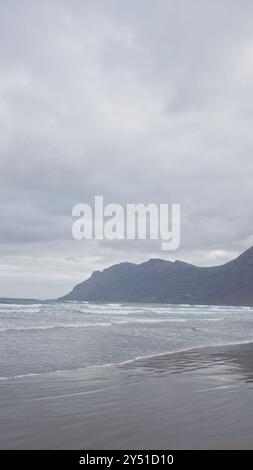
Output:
0,0,253,298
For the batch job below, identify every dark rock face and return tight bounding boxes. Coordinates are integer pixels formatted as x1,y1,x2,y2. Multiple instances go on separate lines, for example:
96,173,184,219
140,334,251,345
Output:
60,247,253,306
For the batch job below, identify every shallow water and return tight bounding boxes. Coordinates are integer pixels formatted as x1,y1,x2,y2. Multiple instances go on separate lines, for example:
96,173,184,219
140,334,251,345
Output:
1,299,253,380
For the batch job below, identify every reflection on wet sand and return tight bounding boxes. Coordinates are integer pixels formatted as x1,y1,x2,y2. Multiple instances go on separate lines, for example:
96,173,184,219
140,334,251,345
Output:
1,342,253,449
120,342,253,385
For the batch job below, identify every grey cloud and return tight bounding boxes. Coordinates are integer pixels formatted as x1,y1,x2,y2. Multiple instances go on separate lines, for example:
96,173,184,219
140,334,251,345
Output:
0,0,253,297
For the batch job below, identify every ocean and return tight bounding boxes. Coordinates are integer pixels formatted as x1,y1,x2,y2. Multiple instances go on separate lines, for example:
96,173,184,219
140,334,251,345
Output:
1,299,253,449
1,299,253,380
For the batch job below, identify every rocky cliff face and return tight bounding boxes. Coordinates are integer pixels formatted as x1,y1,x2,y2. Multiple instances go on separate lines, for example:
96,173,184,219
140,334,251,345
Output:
60,247,253,306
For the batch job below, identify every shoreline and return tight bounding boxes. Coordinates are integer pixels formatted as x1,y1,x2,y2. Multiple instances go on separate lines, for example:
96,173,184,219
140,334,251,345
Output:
1,338,253,382
0,341,253,381
1,341,253,449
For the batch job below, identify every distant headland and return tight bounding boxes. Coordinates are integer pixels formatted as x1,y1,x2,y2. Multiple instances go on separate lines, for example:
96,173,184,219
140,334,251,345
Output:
60,246,253,307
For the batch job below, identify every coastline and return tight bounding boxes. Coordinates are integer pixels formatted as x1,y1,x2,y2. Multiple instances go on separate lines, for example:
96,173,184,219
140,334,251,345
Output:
1,341,253,449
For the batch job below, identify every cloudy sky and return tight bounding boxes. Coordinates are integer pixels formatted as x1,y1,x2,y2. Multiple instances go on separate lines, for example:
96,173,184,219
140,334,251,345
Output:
0,0,253,299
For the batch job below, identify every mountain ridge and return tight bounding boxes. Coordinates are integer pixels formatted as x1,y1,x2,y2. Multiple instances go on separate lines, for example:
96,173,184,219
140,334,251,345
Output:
60,247,253,306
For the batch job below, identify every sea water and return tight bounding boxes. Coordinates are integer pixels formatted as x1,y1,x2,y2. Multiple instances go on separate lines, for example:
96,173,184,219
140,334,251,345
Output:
1,299,253,380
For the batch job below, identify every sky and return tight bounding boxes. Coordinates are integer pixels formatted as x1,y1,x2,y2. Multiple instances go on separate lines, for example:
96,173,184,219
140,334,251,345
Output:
0,0,253,299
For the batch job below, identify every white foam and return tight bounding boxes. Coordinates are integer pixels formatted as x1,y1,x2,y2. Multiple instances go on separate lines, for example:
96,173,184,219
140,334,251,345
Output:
0,322,111,332
116,339,253,367
0,308,41,314
0,304,43,309
2,339,253,382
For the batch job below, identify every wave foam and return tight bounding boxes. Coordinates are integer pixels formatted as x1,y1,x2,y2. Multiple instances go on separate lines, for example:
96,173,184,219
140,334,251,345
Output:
0,322,111,333
2,339,253,382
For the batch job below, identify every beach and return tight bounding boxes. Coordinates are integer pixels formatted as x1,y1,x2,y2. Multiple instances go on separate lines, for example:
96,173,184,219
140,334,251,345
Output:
1,341,253,449
2,0,253,453
1,300,253,449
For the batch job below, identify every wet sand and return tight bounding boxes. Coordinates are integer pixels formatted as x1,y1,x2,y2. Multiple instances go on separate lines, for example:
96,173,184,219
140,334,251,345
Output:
1,342,253,449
